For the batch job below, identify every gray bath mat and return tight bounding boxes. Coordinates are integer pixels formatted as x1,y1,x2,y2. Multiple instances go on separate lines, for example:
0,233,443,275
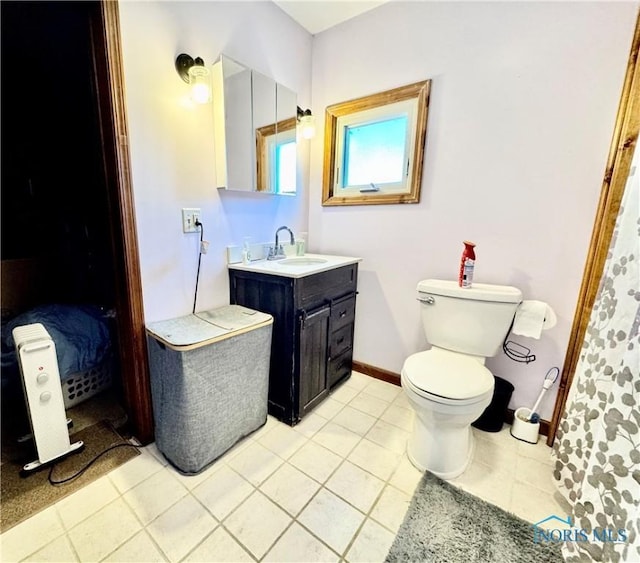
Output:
386,471,563,562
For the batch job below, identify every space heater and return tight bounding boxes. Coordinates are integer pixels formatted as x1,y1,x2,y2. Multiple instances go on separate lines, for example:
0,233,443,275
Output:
12,323,84,473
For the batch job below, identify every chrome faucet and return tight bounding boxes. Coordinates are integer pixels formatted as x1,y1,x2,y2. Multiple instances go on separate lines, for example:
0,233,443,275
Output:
268,226,295,260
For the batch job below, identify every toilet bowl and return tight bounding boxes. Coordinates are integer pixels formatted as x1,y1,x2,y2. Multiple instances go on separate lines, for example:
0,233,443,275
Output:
402,348,494,479
402,279,522,479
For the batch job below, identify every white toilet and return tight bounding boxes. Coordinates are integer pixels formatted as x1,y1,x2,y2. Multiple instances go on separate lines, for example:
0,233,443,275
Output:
401,279,522,479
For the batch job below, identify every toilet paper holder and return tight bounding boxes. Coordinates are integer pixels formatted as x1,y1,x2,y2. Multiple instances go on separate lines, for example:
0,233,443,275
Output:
502,300,556,364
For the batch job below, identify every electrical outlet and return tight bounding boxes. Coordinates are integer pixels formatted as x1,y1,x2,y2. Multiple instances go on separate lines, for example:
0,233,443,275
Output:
182,208,201,233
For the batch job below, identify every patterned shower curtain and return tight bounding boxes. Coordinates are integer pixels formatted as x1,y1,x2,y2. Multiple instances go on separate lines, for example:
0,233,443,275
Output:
553,159,639,563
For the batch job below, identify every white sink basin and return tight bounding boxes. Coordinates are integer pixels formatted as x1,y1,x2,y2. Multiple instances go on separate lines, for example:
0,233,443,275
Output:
278,257,328,266
228,253,361,278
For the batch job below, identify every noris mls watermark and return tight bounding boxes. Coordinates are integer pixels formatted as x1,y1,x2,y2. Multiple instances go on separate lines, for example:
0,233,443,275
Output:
533,515,628,544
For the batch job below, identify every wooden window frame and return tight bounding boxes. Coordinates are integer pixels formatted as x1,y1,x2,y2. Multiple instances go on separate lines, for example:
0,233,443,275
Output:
322,80,431,206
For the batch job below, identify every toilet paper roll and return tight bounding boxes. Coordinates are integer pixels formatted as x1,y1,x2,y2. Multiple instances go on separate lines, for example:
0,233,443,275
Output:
512,300,556,339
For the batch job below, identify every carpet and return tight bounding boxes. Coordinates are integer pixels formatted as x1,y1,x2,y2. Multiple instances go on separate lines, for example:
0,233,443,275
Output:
1,420,139,532
386,471,564,563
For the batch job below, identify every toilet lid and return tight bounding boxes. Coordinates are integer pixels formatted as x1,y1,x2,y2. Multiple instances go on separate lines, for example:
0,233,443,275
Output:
402,350,494,400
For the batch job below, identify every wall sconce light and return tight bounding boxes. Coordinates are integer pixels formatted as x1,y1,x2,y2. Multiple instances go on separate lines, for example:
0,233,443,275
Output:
297,106,316,139
175,53,211,104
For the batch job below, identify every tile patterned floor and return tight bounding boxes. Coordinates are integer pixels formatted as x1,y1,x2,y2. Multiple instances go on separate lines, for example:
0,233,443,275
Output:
0,371,566,562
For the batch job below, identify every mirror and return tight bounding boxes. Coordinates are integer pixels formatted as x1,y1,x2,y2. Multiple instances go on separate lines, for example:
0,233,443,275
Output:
212,55,297,195
256,83,297,194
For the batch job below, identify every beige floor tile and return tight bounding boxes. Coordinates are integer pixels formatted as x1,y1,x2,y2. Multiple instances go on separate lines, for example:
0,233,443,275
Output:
122,467,188,525
169,456,225,490
314,397,345,420
67,498,141,562
143,442,169,466
247,415,280,442
103,530,165,562
388,455,423,496
293,412,328,439
312,422,362,457
298,488,365,555
258,422,308,459
517,439,554,465
289,441,343,483
392,391,411,408
183,527,254,562
224,491,292,559
449,460,513,512
350,392,389,418
514,454,558,495
330,381,360,404
55,475,120,531
325,461,385,513
146,495,217,561
332,406,377,436
3,368,579,563
344,371,370,390
345,518,396,563
473,431,519,471
108,449,164,494
347,439,401,481
263,522,339,562
23,533,78,563
471,425,517,450
261,463,321,516
510,481,567,525
370,485,412,533
191,465,254,520
226,441,283,486
362,379,401,403
380,404,414,432
0,505,65,562
215,434,255,463
365,419,409,454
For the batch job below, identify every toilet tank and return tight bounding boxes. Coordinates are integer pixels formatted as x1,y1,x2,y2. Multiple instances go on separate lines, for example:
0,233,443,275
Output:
417,279,522,358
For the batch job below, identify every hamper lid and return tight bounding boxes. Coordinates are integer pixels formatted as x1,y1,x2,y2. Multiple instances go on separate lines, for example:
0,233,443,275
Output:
196,305,272,331
146,305,272,351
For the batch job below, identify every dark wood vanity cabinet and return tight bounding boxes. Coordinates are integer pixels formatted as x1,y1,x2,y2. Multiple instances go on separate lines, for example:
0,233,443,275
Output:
228,263,358,425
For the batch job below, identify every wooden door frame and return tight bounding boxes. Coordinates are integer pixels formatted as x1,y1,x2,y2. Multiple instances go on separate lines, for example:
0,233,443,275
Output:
90,1,154,444
548,13,640,446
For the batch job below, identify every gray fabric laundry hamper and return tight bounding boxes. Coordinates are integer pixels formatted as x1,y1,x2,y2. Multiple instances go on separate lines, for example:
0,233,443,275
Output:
146,305,273,475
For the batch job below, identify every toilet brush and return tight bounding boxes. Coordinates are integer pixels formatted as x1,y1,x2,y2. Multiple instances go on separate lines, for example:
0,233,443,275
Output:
526,367,559,421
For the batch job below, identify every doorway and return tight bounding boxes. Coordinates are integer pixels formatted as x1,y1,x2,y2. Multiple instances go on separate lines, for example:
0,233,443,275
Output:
1,1,153,444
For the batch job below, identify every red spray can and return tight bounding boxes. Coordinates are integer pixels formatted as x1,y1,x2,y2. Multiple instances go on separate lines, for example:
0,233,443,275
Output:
459,241,476,288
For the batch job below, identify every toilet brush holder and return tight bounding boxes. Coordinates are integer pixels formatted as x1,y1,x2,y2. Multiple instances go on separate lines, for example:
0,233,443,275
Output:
511,407,540,444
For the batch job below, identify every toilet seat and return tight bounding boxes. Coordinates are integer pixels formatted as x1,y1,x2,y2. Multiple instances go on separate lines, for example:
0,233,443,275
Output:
402,349,494,403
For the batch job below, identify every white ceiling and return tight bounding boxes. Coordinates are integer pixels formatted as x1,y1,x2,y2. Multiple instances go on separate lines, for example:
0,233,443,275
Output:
273,1,388,35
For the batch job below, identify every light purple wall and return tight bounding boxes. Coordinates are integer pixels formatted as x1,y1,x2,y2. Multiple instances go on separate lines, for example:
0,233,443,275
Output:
118,1,312,322
308,2,638,419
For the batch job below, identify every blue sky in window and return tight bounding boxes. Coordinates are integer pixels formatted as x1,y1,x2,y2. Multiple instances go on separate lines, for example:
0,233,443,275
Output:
344,116,407,186
277,140,296,193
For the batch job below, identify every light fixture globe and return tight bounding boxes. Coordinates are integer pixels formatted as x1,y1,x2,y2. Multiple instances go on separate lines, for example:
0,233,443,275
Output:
297,107,316,139
175,53,211,104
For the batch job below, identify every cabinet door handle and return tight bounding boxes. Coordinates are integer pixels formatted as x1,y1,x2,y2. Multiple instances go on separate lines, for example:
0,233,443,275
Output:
337,337,345,345
339,311,347,318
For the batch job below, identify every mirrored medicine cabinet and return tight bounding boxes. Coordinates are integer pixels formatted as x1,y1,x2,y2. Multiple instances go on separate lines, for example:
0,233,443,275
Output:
212,55,297,195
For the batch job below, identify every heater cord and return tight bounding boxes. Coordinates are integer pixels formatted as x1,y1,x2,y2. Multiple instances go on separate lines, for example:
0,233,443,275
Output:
48,442,140,486
192,220,204,314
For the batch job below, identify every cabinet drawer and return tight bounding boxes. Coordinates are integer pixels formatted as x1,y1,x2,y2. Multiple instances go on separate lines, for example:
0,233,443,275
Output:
330,324,353,358
331,294,356,332
329,349,352,389
297,264,358,308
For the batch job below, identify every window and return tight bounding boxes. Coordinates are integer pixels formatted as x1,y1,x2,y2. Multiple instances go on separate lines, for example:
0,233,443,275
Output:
322,81,431,206
256,117,296,194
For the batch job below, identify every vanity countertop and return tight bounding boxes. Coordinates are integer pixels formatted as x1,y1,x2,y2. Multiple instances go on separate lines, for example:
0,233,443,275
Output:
228,253,361,279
